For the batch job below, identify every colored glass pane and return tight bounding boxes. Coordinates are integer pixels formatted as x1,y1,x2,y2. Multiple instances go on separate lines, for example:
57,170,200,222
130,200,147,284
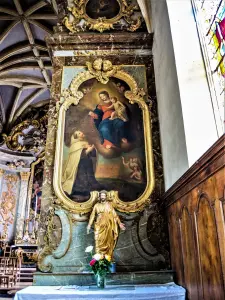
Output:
193,0,225,134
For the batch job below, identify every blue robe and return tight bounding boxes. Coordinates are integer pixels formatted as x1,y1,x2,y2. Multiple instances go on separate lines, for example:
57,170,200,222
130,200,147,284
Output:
93,105,128,147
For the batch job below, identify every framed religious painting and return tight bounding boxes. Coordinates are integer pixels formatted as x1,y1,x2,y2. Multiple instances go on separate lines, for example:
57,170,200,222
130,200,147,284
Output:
53,59,154,214
85,0,121,19
64,0,141,33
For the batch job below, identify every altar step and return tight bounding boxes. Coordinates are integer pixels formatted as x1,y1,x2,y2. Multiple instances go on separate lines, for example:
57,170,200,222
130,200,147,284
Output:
19,267,36,282
0,267,35,295
33,270,175,286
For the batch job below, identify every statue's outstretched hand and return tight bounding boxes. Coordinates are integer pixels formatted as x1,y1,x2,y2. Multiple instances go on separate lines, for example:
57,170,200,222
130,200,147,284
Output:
119,223,126,231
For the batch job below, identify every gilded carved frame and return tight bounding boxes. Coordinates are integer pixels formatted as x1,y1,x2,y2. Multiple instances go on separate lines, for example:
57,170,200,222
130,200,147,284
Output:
53,59,155,214
64,0,141,33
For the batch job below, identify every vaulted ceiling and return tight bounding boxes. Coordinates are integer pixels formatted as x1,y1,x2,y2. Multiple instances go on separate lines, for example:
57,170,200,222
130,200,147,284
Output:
0,0,151,135
0,0,58,132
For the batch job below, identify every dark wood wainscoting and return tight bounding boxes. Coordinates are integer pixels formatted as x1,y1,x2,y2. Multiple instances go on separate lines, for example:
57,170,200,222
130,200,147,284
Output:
163,135,225,300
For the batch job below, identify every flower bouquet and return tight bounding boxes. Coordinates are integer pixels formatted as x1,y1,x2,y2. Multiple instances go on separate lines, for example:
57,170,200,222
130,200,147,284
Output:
85,246,111,288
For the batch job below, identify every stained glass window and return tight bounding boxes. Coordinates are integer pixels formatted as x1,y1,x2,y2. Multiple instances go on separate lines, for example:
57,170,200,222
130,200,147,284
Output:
192,0,225,135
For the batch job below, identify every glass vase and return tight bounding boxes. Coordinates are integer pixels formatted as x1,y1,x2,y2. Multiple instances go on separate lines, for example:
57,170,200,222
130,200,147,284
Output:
96,273,105,289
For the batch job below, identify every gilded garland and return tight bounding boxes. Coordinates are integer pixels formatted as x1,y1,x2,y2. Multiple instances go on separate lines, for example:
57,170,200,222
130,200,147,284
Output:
54,58,155,214
64,0,142,33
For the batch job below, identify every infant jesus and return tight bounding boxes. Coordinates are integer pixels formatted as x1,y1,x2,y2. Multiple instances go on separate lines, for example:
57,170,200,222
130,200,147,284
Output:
106,97,129,122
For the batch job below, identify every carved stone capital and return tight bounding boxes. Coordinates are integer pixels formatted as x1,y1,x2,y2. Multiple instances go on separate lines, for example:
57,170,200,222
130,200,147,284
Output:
20,171,31,182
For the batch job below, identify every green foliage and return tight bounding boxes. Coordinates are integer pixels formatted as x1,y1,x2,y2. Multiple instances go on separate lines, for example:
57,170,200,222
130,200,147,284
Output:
90,258,111,276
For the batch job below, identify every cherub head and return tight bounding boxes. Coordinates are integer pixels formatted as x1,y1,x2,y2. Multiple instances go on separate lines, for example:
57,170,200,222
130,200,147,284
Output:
116,83,126,93
93,58,103,71
102,60,113,72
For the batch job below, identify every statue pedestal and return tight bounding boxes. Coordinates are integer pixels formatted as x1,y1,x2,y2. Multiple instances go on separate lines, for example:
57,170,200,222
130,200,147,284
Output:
33,271,174,286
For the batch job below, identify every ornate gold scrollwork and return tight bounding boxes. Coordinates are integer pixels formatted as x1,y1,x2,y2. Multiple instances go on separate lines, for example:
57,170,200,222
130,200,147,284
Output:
37,207,55,272
54,59,155,214
63,0,142,33
2,115,48,153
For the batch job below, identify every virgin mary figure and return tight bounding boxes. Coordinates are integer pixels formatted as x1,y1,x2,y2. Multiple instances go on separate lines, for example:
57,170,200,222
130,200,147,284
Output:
62,130,102,199
88,91,129,149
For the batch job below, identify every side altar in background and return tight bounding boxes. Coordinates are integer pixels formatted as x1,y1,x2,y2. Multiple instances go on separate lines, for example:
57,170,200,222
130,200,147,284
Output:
34,0,172,286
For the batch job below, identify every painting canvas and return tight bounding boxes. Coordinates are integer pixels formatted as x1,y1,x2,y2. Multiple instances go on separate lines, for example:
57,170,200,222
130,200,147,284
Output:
61,66,148,203
85,0,120,20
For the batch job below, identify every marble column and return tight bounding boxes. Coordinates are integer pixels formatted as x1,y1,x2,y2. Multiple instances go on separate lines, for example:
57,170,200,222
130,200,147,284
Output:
15,171,31,243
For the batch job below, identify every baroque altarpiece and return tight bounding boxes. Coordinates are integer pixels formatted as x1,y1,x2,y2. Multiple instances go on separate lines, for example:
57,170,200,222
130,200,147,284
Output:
35,0,171,285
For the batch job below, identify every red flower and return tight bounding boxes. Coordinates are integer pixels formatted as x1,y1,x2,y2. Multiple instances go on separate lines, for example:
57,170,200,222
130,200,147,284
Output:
90,259,97,266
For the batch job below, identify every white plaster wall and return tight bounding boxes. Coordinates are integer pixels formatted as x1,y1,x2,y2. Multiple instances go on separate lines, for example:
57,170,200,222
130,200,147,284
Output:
151,0,189,190
166,0,219,166
150,0,219,190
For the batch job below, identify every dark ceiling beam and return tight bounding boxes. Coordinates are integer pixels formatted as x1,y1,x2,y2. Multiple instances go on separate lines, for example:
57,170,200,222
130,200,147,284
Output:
13,0,23,15
22,20,35,44
0,15,18,20
32,98,50,107
0,7,18,16
0,0,56,133
0,45,32,63
0,43,49,63
22,84,48,89
28,19,53,35
24,1,48,17
0,66,50,76
8,87,23,125
15,4,51,88
0,76,47,85
0,81,22,88
51,0,58,14
0,56,39,71
13,88,48,121
27,14,58,20
0,20,20,43
36,44,48,52
42,70,51,86
0,59,51,71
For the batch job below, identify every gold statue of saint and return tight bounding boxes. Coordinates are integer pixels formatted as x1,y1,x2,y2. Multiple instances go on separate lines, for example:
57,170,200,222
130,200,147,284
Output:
87,191,126,257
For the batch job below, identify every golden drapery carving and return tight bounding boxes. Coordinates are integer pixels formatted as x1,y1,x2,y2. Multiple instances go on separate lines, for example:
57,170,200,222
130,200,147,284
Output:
87,190,125,257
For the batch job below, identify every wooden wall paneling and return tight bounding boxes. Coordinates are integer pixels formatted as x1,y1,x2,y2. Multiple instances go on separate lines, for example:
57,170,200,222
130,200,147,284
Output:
213,176,225,287
168,207,184,286
180,206,199,300
195,195,225,300
163,135,225,299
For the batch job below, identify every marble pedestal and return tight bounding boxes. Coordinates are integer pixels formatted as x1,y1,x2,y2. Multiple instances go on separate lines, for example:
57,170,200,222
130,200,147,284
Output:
33,271,174,286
